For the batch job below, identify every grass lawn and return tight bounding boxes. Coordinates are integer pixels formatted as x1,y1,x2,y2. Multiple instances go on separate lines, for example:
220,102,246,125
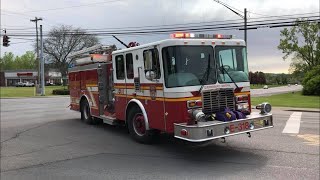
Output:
0,86,68,98
250,84,283,89
251,91,320,109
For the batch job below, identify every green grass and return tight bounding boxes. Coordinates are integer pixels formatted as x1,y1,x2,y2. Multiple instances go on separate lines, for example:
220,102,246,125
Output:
0,86,68,98
251,91,320,109
250,84,283,89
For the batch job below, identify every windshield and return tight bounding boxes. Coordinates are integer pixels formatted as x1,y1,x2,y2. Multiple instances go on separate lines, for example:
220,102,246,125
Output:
216,46,249,83
162,46,215,88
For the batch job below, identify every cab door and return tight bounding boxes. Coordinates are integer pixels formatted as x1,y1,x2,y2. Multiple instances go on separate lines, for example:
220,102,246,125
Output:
141,47,166,131
125,53,135,103
114,54,127,120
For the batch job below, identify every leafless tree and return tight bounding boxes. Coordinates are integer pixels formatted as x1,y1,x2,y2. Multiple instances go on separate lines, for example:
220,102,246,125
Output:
43,25,99,84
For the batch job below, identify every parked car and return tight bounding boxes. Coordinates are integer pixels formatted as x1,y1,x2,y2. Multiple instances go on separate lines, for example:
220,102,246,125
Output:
263,85,269,89
46,82,54,86
25,82,35,87
15,82,25,87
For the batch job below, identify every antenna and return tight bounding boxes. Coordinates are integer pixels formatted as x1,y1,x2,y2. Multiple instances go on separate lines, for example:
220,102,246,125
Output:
112,35,129,48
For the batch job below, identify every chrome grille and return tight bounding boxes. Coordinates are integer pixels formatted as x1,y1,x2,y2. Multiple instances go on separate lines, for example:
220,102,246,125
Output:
202,88,235,114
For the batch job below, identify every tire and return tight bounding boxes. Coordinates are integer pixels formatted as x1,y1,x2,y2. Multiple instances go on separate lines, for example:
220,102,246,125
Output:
127,107,158,144
80,100,94,124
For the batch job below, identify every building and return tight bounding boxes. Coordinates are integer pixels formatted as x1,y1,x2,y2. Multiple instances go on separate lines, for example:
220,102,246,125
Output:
0,69,64,86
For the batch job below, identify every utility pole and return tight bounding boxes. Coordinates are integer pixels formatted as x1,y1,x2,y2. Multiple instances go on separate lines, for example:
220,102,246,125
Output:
212,1,247,46
244,8,247,46
40,25,45,96
30,17,42,94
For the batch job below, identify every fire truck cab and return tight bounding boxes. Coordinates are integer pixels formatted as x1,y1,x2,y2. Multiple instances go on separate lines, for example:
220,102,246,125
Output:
68,33,273,144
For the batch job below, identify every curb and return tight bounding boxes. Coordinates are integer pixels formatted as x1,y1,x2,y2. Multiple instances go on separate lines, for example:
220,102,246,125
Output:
273,107,320,113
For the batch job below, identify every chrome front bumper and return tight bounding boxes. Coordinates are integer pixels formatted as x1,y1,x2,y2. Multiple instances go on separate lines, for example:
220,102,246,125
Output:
174,112,273,142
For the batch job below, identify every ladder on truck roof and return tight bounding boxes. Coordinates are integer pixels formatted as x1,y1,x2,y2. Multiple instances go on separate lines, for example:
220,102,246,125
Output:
68,44,114,66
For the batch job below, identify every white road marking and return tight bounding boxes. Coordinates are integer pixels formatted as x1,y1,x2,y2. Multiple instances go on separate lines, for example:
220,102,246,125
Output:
282,112,302,134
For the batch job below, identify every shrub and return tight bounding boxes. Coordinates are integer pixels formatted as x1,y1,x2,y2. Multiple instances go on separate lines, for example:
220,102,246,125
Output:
302,65,320,96
52,89,70,95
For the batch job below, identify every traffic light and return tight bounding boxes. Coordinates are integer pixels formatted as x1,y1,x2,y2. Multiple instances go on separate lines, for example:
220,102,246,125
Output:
2,35,10,47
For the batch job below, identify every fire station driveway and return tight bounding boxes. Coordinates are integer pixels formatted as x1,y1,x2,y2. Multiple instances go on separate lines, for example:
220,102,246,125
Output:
1,97,319,180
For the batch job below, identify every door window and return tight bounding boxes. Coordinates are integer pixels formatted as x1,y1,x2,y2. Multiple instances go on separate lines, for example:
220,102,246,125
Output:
143,49,161,79
126,53,134,79
115,55,125,80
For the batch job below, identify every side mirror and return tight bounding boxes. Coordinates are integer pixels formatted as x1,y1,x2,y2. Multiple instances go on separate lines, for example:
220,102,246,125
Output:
145,70,156,81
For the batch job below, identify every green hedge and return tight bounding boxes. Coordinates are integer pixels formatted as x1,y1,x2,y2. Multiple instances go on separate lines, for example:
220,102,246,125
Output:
52,89,70,95
302,65,320,96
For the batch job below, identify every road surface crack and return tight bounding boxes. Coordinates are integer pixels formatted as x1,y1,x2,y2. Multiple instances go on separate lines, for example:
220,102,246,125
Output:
0,141,75,158
0,122,53,144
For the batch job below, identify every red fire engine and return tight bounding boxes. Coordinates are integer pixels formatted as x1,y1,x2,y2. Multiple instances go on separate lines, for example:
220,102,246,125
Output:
68,33,273,143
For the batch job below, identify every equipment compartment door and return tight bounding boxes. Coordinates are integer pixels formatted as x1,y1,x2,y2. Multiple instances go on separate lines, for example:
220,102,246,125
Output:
97,64,108,115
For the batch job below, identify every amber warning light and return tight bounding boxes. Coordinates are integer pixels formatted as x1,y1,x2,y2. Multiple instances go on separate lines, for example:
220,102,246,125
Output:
171,33,232,39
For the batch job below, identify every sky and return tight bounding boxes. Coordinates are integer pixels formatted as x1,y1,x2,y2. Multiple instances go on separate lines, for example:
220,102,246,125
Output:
0,0,319,73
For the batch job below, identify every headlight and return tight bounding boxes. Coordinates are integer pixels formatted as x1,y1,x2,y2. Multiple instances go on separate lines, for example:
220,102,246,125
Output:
187,100,202,109
236,103,249,111
256,102,272,114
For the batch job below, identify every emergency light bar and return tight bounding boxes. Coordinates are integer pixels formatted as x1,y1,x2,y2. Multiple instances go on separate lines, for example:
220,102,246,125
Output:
170,33,232,39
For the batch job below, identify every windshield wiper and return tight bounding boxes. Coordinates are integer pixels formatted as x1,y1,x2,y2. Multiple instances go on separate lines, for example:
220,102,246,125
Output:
219,55,239,89
198,54,211,94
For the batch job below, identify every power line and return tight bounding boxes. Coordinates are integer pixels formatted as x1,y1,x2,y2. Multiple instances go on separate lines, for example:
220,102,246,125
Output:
4,19,320,37
2,27,35,30
1,10,59,27
0,0,127,14
5,14,318,34
10,40,35,44
248,11,320,19
5,18,319,37
2,8,318,32
70,15,320,32
11,37,36,40
0,40,35,46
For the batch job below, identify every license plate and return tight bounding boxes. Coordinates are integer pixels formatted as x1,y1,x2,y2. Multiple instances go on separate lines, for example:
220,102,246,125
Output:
229,121,250,133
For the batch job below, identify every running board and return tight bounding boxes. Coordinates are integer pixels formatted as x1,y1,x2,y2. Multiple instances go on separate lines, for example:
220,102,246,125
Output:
97,115,117,125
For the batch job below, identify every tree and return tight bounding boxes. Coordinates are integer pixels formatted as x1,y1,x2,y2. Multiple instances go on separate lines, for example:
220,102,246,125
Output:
257,71,266,84
0,52,15,70
0,51,36,70
280,73,288,85
15,51,37,69
43,25,99,84
302,65,320,95
278,20,319,74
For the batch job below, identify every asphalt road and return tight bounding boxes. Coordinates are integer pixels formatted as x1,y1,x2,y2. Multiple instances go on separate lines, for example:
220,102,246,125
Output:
1,97,319,180
251,85,303,97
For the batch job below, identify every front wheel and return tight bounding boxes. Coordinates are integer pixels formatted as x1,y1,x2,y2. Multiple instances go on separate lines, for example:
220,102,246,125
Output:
127,107,158,144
